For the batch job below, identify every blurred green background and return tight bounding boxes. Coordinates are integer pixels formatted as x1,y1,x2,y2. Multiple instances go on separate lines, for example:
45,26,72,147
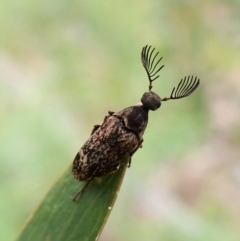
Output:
1,0,240,240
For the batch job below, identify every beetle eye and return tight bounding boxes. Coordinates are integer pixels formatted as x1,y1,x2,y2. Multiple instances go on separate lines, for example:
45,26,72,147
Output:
141,91,161,111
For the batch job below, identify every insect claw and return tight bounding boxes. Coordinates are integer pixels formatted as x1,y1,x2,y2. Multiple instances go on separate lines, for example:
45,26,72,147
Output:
128,158,132,168
108,111,115,115
103,111,115,122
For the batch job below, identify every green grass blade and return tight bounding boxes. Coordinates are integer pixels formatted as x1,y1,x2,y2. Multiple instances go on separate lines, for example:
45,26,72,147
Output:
16,156,130,241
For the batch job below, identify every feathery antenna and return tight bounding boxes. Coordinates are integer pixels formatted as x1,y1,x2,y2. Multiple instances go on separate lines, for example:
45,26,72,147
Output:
161,76,200,101
141,45,164,91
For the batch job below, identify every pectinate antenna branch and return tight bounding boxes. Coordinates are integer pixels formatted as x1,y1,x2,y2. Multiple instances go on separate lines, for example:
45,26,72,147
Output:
161,76,200,101
141,45,164,91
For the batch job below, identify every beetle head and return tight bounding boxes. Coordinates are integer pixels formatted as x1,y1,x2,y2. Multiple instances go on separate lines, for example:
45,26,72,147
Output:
141,91,161,111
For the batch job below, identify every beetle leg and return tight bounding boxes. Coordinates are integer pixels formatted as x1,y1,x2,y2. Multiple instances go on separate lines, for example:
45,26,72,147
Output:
72,181,91,202
90,125,100,135
128,157,132,168
91,111,115,135
103,111,115,122
91,110,116,135
108,111,115,115
130,139,144,156
128,139,144,168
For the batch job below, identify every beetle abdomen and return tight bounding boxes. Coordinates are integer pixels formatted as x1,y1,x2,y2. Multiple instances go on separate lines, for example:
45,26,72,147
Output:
72,115,139,181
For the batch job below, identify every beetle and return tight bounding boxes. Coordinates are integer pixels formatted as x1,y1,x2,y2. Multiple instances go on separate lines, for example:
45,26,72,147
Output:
72,45,200,201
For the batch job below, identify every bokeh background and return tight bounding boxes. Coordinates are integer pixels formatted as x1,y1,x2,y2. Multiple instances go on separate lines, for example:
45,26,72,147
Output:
1,1,240,240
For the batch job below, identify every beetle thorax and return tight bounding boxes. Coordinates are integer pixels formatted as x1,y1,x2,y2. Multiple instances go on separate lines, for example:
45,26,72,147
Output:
141,91,161,111
113,106,148,140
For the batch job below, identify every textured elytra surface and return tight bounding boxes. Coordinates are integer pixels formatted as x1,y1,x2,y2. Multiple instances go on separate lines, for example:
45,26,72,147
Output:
73,113,141,181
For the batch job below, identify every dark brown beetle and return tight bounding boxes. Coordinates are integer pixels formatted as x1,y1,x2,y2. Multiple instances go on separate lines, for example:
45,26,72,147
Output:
72,45,200,201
